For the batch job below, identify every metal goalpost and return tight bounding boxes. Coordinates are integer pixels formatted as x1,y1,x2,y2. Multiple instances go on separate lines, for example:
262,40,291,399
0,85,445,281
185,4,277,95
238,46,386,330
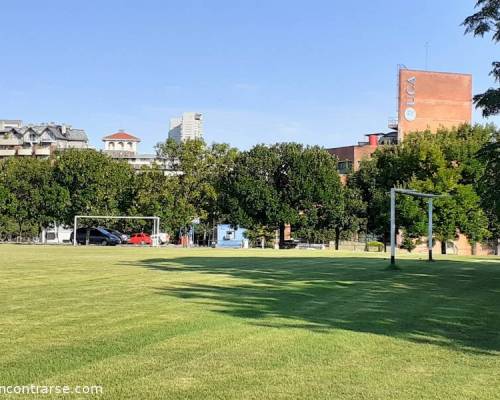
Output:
73,215,161,247
389,188,444,266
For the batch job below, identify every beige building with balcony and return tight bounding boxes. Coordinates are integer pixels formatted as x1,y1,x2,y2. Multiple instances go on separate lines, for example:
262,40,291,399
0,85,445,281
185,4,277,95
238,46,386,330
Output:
0,120,88,158
102,130,170,174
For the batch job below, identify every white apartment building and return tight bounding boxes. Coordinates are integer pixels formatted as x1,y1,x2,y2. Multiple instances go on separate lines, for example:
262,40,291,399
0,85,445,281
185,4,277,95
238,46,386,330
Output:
168,112,203,143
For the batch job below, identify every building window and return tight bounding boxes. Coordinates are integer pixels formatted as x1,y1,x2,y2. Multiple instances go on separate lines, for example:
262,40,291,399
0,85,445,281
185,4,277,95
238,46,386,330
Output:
338,160,353,174
127,142,133,150
119,142,124,150
109,142,115,150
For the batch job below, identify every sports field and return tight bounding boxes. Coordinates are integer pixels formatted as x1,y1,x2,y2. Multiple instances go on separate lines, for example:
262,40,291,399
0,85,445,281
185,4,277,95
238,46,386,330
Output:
1,246,499,399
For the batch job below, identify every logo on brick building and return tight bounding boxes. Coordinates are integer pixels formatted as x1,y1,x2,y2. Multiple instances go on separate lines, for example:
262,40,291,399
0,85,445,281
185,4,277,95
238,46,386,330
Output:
404,107,416,121
404,76,417,121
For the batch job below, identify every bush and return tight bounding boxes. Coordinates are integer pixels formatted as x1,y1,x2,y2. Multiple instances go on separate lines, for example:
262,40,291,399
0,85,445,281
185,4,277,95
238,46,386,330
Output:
400,235,420,253
366,241,384,252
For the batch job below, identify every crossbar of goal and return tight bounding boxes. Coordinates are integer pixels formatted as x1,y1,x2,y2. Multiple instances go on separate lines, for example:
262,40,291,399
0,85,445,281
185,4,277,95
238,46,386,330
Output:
73,215,161,247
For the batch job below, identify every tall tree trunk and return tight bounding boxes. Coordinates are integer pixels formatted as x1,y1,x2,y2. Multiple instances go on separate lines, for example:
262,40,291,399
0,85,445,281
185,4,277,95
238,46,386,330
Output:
441,240,447,255
471,242,477,256
18,221,23,243
279,223,286,249
335,227,340,250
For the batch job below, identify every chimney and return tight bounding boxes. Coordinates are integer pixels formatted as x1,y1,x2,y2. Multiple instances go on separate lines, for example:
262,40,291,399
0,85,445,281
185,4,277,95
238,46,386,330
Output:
367,134,379,147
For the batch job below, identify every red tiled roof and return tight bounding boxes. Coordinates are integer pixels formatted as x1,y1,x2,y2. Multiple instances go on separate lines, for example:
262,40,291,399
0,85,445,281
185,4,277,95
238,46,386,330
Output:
102,132,140,141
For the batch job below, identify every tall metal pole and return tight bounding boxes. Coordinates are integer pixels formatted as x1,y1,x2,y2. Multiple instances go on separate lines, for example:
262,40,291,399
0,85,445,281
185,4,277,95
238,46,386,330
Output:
152,218,156,247
153,217,158,247
73,216,77,246
428,199,433,262
390,188,396,265
157,217,160,247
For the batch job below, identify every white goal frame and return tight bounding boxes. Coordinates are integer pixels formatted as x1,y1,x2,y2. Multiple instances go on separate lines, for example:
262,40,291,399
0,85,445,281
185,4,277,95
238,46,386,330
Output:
73,215,161,247
389,188,444,266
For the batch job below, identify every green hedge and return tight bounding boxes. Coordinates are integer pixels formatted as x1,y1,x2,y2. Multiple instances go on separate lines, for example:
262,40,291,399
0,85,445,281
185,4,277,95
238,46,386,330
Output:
366,241,384,252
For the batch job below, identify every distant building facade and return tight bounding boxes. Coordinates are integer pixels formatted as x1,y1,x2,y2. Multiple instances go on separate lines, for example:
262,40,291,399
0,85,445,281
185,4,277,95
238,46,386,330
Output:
0,120,88,159
327,133,395,174
391,68,472,142
102,130,168,173
168,112,203,143
328,67,473,175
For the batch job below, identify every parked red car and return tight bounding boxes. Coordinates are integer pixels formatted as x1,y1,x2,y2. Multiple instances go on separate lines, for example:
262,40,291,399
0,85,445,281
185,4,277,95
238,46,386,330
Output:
128,233,152,245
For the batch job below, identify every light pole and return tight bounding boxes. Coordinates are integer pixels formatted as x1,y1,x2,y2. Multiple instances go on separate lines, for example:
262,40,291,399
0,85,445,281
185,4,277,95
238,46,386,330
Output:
390,188,396,265
428,198,433,262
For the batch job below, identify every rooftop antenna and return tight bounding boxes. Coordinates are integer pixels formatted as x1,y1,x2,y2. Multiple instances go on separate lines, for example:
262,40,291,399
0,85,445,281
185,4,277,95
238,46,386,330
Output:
425,42,430,70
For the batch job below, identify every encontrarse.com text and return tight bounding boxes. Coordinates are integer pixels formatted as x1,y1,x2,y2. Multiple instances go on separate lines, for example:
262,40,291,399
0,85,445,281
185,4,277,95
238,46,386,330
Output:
0,385,103,395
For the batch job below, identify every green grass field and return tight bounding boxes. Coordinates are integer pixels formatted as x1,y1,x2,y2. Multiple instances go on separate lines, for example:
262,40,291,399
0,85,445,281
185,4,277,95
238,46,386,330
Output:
1,246,499,399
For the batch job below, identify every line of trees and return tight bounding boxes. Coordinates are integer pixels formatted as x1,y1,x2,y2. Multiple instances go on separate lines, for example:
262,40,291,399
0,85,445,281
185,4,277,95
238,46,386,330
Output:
351,124,498,254
0,124,498,252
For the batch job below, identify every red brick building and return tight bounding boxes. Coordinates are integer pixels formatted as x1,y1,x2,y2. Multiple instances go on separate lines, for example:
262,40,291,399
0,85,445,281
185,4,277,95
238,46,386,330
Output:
394,68,472,141
327,68,473,175
327,133,382,173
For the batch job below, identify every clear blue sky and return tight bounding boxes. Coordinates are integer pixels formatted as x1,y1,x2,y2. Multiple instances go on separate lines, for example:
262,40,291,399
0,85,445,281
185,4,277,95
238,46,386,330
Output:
1,0,498,152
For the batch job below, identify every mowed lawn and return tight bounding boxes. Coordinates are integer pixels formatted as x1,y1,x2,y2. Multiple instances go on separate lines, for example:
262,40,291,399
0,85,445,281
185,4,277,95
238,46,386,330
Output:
1,246,500,400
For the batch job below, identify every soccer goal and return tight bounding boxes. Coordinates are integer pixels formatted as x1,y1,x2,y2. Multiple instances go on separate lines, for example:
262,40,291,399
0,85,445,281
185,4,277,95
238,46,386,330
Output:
73,215,161,247
389,188,445,266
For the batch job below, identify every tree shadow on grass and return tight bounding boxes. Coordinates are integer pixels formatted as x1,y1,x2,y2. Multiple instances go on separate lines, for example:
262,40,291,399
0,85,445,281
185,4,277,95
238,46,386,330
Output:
125,255,500,355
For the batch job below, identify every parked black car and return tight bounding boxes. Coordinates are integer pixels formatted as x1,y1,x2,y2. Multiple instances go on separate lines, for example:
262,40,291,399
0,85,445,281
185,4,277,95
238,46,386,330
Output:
101,228,129,244
70,227,121,246
280,239,300,249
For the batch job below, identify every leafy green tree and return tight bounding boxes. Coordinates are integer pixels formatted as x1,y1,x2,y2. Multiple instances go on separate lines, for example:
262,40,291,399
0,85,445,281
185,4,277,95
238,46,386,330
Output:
401,234,418,253
0,158,68,240
243,225,276,248
0,180,16,240
456,185,490,253
129,165,181,235
397,194,427,252
223,143,343,247
477,135,500,252
207,142,240,227
155,138,239,238
352,125,494,253
349,159,385,242
463,0,500,116
325,185,366,250
53,149,134,226
293,183,366,249
222,144,281,236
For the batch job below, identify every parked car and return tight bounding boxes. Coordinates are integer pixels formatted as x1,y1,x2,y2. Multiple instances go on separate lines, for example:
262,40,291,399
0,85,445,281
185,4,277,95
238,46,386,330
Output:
70,227,121,246
280,239,300,249
101,228,129,244
128,232,152,245
152,232,170,245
